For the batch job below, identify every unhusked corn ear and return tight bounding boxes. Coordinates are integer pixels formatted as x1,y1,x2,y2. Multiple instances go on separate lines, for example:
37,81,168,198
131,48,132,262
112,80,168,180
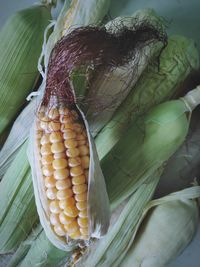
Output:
35,106,90,241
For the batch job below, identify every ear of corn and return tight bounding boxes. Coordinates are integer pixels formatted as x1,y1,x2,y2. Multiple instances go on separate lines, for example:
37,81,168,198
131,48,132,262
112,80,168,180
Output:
95,35,200,159
102,85,200,210
1,33,199,254
120,187,200,267
0,4,51,136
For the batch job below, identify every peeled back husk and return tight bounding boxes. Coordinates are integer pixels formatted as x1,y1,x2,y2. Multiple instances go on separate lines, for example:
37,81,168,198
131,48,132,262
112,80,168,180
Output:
0,4,51,136
102,86,200,210
120,186,200,267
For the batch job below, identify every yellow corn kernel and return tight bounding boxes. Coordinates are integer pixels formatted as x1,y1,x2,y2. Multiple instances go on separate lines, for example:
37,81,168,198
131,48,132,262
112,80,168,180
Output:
75,192,87,202
59,107,70,115
36,130,43,139
56,179,71,190
49,132,63,143
54,224,66,237
40,117,49,131
59,198,76,210
66,147,80,157
48,108,59,120
70,166,83,177
64,220,79,234
81,156,90,169
42,165,54,176
59,212,75,225
77,217,88,228
63,129,76,140
79,145,89,156
41,154,54,165
73,123,84,133
84,170,89,183
50,213,60,226
61,123,74,132
80,227,89,236
60,115,72,124
40,134,50,145
48,121,61,132
44,176,56,188
76,134,85,141
57,188,73,200
68,157,81,167
78,140,86,146
46,187,57,200
53,152,66,159
49,200,61,214
68,230,81,240
72,175,86,185
64,139,78,148
54,169,69,180
51,142,65,153
40,144,52,156
73,184,87,194
64,205,79,218
76,201,87,211
79,209,88,218
53,158,68,170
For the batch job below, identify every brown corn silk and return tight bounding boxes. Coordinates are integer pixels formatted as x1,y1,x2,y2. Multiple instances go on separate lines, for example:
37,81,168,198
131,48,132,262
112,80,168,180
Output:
29,23,167,250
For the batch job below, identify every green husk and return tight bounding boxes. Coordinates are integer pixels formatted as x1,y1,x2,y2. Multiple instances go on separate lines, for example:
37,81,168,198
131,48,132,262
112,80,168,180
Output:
0,142,38,253
0,5,51,136
95,35,200,160
120,187,200,267
102,97,190,210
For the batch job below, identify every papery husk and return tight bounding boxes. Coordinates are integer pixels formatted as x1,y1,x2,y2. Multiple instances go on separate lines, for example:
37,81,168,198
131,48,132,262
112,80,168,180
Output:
120,186,200,267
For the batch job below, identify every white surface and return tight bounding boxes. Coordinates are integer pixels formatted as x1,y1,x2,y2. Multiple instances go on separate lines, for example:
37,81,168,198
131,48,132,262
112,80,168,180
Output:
1,1,200,267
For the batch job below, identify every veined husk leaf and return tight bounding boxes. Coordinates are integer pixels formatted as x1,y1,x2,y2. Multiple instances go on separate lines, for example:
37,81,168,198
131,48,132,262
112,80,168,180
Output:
120,186,200,267
0,142,38,253
102,86,200,210
0,4,51,136
0,8,166,179
95,35,200,159
84,8,167,136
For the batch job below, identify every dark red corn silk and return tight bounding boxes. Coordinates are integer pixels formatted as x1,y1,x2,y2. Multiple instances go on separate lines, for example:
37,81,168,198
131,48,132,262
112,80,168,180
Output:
42,21,167,109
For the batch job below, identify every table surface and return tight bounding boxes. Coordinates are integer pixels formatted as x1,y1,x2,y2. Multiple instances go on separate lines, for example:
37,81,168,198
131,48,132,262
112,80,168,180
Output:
1,1,200,267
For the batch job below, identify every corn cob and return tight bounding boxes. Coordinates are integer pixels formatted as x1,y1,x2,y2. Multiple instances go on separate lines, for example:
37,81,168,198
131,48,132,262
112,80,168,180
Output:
35,106,90,241
1,33,199,254
0,4,51,136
